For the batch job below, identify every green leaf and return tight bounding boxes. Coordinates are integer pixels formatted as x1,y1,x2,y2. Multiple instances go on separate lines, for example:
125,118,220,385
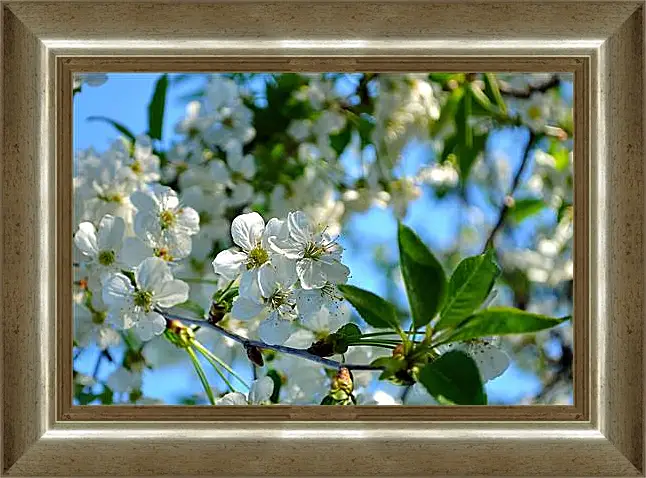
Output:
469,83,499,116
337,284,400,329
398,224,446,328
418,350,486,405
508,198,546,223
329,125,352,156
430,87,464,137
173,300,206,319
483,73,508,116
147,74,169,141
446,308,571,343
435,250,500,332
331,323,363,354
87,116,136,142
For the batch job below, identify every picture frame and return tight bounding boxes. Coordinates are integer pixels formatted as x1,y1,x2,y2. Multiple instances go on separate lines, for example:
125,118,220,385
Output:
1,0,643,475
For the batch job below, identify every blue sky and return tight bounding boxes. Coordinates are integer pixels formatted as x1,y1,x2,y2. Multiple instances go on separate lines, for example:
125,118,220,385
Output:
74,73,570,405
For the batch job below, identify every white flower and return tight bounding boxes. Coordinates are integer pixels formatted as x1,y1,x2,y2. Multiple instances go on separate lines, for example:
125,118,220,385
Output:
216,376,274,405
438,339,510,382
131,185,200,261
73,73,108,90
212,212,293,297
293,284,346,325
122,135,161,185
74,301,121,350
74,215,148,289
208,140,256,207
102,257,189,341
230,264,298,345
106,367,142,394
270,211,349,290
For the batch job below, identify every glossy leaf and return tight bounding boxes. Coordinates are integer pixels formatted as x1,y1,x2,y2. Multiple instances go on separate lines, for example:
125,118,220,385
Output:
337,284,400,329
147,74,169,141
435,250,500,332
398,224,446,328
87,116,136,142
418,350,486,405
446,308,571,343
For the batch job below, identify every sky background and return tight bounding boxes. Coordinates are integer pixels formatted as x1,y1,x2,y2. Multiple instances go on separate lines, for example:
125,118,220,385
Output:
74,73,573,405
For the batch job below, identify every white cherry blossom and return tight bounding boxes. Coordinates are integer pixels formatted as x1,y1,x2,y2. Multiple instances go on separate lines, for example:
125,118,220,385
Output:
216,376,274,405
102,257,189,341
270,211,350,290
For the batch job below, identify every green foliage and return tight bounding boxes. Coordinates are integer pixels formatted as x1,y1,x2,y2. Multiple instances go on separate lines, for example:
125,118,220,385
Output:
397,224,446,328
508,198,547,224
446,308,571,343
86,116,136,142
147,74,169,141
418,350,486,405
173,299,206,319
337,284,400,329
435,250,500,332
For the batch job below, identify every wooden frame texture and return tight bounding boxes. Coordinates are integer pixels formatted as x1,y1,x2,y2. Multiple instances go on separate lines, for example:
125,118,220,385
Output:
1,1,644,476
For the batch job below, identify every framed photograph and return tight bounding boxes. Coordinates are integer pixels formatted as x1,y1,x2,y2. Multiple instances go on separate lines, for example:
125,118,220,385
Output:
1,1,643,476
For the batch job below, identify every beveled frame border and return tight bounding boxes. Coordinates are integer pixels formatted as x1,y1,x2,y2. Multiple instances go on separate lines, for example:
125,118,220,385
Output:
1,1,643,476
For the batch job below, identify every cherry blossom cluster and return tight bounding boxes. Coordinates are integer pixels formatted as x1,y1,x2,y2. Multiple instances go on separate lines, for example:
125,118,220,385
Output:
212,211,351,345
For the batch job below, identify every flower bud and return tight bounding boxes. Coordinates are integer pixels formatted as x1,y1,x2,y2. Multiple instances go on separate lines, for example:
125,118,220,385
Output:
331,367,353,395
208,302,227,325
245,345,264,367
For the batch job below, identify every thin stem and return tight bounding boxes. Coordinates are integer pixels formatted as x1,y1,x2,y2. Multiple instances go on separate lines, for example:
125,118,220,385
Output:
186,346,216,405
162,312,382,371
192,340,249,390
483,130,537,252
359,331,402,339
176,278,223,285
195,347,237,393
348,341,397,350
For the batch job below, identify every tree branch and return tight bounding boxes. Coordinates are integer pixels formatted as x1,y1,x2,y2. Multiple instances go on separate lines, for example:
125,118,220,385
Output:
160,311,382,371
498,75,561,99
483,131,537,251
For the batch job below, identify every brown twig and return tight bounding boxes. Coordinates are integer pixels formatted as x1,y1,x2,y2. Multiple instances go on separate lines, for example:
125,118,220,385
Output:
483,131,537,251
161,311,382,372
498,75,561,99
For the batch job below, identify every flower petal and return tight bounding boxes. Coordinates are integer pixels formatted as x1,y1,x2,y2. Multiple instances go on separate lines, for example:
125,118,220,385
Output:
97,215,125,251
154,279,190,308
257,264,278,298
135,257,172,293
119,237,153,268
231,296,265,321
248,376,274,404
74,222,99,257
176,207,200,236
134,311,167,341
231,212,265,251
216,392,248,405
212,249,246,280
287,210,312,245
296,258,327,290
320,259,350,285
102,273,135,309
130,190,159,214
257,314,295,345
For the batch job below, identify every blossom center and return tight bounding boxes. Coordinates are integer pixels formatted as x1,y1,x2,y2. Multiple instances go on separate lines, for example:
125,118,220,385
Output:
154,247,174,262
159,209,176,230
246,246,269,270
133,290,154,312
303,241,325,259
98,250,116,266
92,311,107,325
99,192,124,203
131,160,142,174
268,288,291,310
527,105,542,120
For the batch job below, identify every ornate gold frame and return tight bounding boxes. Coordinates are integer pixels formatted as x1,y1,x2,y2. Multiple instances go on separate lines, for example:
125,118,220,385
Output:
1,1,643,475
